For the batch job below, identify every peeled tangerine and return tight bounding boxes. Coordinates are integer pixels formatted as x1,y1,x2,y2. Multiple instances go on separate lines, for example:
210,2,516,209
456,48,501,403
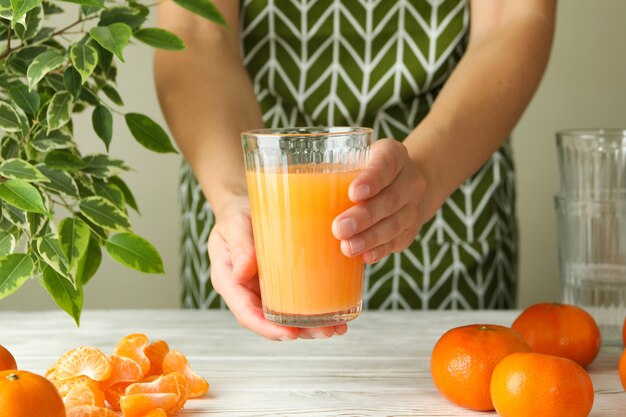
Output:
490,352,594,417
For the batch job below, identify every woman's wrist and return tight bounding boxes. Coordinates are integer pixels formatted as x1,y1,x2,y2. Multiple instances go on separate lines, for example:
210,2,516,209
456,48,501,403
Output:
210,188,250,221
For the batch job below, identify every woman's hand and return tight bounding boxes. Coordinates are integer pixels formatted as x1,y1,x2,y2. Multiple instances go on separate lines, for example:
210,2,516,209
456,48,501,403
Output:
332,139,428,264
208,196,348,340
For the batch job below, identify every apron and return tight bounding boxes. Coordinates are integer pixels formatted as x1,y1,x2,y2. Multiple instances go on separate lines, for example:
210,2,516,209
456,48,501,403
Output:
180,0,518,310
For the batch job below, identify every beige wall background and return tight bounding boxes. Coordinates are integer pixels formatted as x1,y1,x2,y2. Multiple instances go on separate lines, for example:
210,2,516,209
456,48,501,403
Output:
1,1,625,316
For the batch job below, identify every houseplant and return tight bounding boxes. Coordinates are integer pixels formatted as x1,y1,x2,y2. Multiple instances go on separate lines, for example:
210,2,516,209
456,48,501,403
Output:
0,0,224,324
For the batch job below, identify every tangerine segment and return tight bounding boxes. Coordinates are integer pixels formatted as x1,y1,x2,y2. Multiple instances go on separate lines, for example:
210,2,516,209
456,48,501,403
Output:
105,382,132,411
162,350,209,398
491,352,594,417
140,409,167,417
114,334,151,376
430,324,530,411
144,340,170,377
63,383,106,410
0,345,17,371
52,376,100,397
66,405,120,417
101,355,144,392
126,372,189,415
54,346,112,381
120,393,178,417
0,370,66,417
618,349,626,391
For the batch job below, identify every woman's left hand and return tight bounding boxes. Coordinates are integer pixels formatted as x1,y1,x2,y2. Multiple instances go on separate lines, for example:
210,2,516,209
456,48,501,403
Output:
332,139,428,264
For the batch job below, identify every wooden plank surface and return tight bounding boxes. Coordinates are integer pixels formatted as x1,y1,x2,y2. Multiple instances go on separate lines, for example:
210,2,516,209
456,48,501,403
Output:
0,310,624,416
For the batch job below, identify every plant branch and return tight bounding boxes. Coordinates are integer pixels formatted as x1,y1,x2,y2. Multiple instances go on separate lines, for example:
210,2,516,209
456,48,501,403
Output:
6,24,11,52
51,15,98,38
0,25,11,59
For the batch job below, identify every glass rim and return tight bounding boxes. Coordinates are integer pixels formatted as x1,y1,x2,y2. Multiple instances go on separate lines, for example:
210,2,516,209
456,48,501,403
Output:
556,128,626,140
241,126,373,139
554,194,626,205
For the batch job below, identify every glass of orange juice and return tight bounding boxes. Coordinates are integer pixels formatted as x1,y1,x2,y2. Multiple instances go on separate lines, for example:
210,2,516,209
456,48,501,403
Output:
242,127,372,327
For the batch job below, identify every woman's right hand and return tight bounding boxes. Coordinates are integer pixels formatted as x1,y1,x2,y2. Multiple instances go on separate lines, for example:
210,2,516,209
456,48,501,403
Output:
208,196,348,340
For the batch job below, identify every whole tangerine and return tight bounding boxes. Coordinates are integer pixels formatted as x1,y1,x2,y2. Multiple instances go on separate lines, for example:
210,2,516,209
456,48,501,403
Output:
0,370,66,417
430,324,530,411
618,349,626,391
512,303,601,368
491,352,594,417
0,345,17,371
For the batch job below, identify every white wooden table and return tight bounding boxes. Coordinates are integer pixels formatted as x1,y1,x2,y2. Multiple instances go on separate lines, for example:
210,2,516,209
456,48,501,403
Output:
0,310,624,416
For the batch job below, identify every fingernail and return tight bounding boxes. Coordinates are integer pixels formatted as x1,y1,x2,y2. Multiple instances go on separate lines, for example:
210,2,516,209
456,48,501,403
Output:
353,184,370,201
312,331,330,339
278,335,295,341
337,218,356,237
349,237,365,254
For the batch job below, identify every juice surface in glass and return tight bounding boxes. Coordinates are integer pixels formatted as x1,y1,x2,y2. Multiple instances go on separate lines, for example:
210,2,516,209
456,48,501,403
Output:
246,164,363,325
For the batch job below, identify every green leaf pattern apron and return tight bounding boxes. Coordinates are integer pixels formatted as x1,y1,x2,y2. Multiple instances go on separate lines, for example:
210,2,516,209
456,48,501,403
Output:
180,0,518,309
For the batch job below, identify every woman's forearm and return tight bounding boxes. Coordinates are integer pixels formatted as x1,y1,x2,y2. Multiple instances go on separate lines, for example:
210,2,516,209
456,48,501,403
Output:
154,4,264,217
405,1,556,225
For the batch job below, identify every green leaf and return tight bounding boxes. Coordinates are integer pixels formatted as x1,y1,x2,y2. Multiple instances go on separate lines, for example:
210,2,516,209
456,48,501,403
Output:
59,216,90,271
42,265,83,326
27,211,47,235
1,201,25,226
0,101,22,132
42,1,63,14
10,0,40,23
133,28,185,51
172,0,226,25
92,105,112,150
109,176,139,213
125,113,178,154
13,102,29,136
80,5,99,15
98,6,146,31
0,179,47,214
0,231,16,257
29,26,54,43
35,233,68,276
14,3,43,40
44,72,66,91
0,158,48,182
46,91,74,132
100,84,123,106
92,41,113,73
9,84,40,115
0,0,13,19
78,85,100,106
0,254,34,300
79,196,131,231
27,49,66,91
93,180,124,210
70,43,98,84
89,23,132,62
45,149,87,171
75,174,94,198
31,129,74,152
63,67,82,97
76,212,107,240
82,154,129,178
58,0,102,7
0,137,19,160
37,164,80,197
106,232,164,274
76,234,101,286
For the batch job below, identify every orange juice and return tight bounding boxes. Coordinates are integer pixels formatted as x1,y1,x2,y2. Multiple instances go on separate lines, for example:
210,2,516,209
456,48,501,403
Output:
246,164,363,322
